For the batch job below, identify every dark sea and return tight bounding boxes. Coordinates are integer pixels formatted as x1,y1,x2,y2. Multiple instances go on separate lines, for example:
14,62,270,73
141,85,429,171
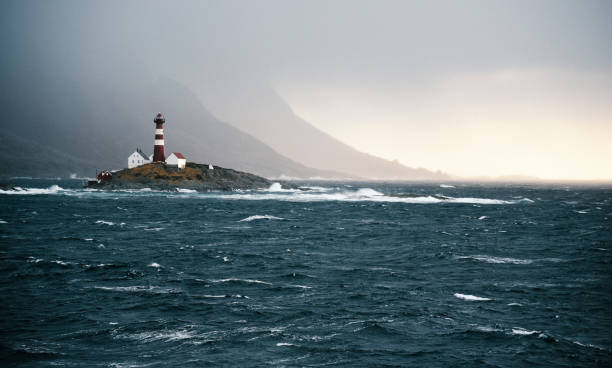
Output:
1,179,611,367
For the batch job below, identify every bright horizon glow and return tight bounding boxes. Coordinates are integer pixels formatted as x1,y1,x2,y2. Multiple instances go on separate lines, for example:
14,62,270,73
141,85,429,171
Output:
276,68,612,181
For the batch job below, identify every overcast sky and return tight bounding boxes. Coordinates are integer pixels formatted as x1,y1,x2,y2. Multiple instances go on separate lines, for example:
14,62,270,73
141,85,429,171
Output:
4,0,612,179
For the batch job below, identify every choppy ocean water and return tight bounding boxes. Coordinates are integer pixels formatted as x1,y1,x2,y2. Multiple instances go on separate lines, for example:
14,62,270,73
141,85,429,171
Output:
1,179,611,367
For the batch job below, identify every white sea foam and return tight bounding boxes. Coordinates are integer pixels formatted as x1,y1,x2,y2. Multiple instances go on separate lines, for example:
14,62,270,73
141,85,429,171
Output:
0,185,65,195
511,327,539,335
299,186,332,192
93,286,180,294
211,278,272,285
507,302,523,307
239,215,285,222
199,294,229,298
176,188,197,193
96,220,115,226
454,293,491,301
276,342,294,346
478,216,488,220
448,197,515,205
0,220,7,224
0,183,531,206
267,182,299,192
148,262,161,268
455,255,533,265
440,184,455,188
573,340,606,350
115,329,197,343
475,326,502,333
109,362,157,368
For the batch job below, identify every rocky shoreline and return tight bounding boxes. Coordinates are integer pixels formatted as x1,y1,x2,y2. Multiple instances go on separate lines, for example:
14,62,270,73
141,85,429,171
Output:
87,163,273,191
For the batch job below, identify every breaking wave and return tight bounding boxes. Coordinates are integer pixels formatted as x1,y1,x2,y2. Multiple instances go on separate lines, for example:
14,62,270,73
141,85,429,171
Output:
210,278,272,285
455,255,533,265
0,183,533,205
0,185,65,195
511,328,540,336
176,188,197,193
93,286,180,294
454,293,491,301
239,215,285,222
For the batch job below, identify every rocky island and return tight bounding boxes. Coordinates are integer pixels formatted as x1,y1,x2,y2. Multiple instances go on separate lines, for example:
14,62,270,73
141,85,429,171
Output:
87,162,272,191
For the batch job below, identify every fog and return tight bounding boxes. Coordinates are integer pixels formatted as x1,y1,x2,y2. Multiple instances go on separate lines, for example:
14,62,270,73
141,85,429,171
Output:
2,0,611,180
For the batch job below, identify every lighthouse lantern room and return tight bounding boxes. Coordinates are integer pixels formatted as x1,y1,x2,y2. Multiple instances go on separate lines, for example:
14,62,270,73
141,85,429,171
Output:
152,112,166,162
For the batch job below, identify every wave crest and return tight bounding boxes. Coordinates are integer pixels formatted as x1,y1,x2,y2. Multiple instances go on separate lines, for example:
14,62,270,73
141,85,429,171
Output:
239,215,285,222
454,293,491,301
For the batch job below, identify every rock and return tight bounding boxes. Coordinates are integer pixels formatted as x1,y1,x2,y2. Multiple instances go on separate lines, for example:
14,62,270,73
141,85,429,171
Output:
87,162,272,191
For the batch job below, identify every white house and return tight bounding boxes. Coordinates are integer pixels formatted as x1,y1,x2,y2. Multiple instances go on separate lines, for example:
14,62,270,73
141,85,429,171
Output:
128,148,151,168
166,152,187,169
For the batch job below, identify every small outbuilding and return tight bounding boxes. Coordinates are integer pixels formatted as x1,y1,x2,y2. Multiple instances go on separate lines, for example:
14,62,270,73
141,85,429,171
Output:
167,152,187,169
128,148,151,168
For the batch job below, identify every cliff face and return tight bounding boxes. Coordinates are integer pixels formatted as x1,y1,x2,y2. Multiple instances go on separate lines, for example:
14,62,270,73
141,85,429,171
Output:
88,163,271,191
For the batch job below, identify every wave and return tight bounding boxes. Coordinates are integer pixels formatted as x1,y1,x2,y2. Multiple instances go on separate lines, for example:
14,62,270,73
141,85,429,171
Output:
455,255,533,265
474,325,503,333
114,329,198,343
210,278,272,285
454,293,491,301
472,325,541,337
573,340,607,351
284,284,312,289
299,185,332,192
239,215,285,222
511,327,540,336
96,220,115,226
0,184,65,195
210,190,525,205
176,188,197,193
0,183,531,205
267,182,299,192
93,286,181,294
439,184,455,188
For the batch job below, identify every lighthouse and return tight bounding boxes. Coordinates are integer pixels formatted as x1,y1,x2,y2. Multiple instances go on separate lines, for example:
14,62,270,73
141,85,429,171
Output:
152,112,166,162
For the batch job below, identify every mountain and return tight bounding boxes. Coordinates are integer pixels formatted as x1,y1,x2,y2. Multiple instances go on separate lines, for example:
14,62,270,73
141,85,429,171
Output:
0,64,343,179
195,79,449,180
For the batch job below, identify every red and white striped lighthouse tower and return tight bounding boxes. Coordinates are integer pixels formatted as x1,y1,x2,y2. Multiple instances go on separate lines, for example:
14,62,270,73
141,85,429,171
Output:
152,112,166,162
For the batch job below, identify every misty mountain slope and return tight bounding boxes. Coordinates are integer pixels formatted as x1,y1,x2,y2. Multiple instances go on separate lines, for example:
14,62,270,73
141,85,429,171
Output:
196,80,448,180
0,66,339,179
